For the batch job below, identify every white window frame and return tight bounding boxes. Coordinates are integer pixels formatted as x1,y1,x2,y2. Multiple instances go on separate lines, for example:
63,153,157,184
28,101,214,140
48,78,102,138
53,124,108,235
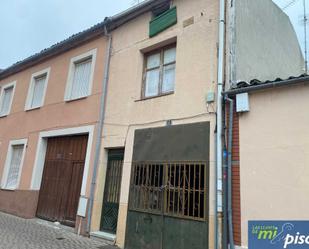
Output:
1,139,27,190
25,67,50,111
0,81,16,117
64,49,97,101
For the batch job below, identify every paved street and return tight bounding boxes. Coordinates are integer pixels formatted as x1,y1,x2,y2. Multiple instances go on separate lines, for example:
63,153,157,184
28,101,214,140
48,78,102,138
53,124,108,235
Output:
0,212,113,249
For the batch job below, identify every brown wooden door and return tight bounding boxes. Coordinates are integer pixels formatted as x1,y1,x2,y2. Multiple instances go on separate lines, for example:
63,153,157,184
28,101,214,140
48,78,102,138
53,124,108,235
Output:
36,135,88,227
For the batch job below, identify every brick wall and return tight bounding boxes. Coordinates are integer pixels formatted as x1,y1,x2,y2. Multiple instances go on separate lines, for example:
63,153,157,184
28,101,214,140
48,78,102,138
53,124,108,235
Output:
226,102,241,245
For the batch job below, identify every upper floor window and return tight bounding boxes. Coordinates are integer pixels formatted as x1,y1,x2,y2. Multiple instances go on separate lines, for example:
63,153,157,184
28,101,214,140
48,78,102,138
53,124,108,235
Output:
65,49,97,101
0,81,16,117
152,2,171,18
143,45,176,98
25,68,50,110
1,139,27,190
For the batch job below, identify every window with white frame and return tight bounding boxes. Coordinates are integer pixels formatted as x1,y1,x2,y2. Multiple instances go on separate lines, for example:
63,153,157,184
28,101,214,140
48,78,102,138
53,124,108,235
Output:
0,82,16,117
1,140,27,190
25,68,50,110
143,44,176,98
65,49,97,101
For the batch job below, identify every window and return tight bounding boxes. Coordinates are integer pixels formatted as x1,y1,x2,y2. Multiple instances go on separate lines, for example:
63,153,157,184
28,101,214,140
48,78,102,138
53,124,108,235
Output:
149,6,177,37
143,45,176,98
0,81,16,117
65,49,97,101
25,68,50,110
1,139,27,190
152,2,170,18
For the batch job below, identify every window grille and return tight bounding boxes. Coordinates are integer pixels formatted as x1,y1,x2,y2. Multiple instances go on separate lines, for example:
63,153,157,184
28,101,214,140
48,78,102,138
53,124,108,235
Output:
5,144,24,189
129,161,208,221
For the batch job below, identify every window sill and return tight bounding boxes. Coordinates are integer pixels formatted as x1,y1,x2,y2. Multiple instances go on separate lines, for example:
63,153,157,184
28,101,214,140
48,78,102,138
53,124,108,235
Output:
65,95,88,103
25,106,41,112
1,187,16,191
135,92,174,102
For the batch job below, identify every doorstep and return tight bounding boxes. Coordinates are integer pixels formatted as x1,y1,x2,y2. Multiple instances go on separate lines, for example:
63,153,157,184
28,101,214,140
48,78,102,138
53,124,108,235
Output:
90,231,116,244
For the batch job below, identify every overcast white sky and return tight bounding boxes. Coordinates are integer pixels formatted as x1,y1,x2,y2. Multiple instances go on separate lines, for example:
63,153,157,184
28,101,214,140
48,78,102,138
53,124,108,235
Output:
0,0,307,69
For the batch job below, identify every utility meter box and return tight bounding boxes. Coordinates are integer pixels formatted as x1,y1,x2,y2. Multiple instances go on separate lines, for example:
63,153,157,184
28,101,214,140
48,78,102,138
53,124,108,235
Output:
236,93,250,112
206,92,215,103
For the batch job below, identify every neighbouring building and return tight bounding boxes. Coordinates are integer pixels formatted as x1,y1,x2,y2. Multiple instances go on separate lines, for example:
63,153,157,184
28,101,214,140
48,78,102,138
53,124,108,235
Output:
225,74,309,249
224,0,305,248
0,0,305,249
0,24,109,232
89,1,304,249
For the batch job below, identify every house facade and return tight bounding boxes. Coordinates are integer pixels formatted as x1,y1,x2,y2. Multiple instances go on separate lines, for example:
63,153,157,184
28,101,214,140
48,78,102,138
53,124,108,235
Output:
90,0,218,248
225,74,309,249
89,0,304,249
0,27,108,232
0,0,306,249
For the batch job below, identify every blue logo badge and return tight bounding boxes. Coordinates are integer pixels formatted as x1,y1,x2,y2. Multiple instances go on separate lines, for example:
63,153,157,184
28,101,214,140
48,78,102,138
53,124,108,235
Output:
249,221,309,249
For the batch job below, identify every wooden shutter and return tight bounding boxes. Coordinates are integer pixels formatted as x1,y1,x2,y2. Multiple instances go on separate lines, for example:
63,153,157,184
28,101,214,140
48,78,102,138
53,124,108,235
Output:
5,144,24,189
70,58,92,99
149,6,177,37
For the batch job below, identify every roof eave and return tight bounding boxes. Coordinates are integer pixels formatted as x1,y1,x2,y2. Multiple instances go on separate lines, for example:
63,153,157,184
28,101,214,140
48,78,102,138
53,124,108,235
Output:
224,76,309,96
0,0,171,80
0,23,106,80
107,0,170,30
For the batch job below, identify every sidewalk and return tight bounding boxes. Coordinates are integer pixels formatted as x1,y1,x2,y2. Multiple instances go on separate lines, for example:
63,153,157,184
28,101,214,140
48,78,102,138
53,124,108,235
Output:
0,211,116,249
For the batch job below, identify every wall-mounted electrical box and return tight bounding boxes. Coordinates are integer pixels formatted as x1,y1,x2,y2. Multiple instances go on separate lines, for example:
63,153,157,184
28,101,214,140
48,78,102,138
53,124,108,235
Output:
206,92,215,103
77,197,88,217
236,93,250,112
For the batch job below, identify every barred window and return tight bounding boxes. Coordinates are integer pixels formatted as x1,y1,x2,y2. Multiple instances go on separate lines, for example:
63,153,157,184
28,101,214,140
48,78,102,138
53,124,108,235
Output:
129,162,208,221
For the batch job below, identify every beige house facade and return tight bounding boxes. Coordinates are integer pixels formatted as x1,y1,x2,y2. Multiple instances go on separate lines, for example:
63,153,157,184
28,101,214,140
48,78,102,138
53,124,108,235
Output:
225,75,309,249
91,0,218,248
90,1,304,249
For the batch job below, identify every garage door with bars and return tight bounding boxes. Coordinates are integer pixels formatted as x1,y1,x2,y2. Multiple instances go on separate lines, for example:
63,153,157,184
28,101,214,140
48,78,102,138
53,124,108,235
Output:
129,162,208,220
125,122,210,249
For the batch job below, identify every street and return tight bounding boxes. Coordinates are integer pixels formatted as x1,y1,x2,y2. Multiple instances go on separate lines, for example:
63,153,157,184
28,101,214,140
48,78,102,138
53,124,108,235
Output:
0,212,112,249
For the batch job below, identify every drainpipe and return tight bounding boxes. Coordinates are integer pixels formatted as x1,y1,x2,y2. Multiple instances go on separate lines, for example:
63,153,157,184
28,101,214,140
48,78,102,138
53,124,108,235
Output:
86,24,112,234
216,0,226,248
225,97,235,249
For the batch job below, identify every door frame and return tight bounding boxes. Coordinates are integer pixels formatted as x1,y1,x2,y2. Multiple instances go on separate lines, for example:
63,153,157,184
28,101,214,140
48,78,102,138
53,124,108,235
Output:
100,148,124,234
30,125,94,197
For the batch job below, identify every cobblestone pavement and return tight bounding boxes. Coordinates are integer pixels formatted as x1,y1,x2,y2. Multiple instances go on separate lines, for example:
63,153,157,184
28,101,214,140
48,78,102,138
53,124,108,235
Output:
0,212,113,249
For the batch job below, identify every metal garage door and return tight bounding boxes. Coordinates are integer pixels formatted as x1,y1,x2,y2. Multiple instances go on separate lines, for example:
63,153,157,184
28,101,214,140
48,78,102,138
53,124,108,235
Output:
125,122,210,249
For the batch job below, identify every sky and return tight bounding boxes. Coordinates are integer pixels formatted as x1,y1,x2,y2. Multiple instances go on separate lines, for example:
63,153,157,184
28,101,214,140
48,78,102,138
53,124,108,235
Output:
273,0,307,59
0,0,307,69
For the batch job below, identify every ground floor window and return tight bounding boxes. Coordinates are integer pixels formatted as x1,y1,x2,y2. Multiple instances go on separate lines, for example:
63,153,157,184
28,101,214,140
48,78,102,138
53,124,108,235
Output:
1,139,27,190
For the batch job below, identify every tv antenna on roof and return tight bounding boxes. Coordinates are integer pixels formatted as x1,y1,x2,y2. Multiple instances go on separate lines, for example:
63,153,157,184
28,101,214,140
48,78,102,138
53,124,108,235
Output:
302,0,308,73
131,0,141,6
282,0,299,10
282,0,308,73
